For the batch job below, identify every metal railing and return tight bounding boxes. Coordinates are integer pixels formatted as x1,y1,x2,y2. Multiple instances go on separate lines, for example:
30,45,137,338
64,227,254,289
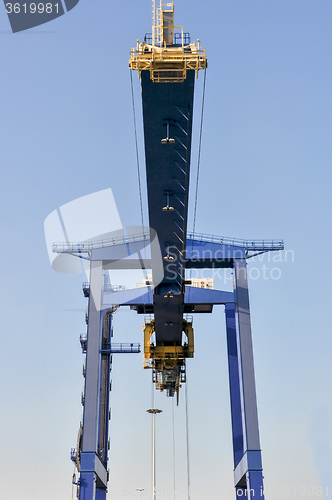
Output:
53,232,150,253
101,343,141,354
82,283,128,293
70,448,77,463
144,32,190,46
187,232,284,251
144,33,153,44
53,231,284,254
80,335,140,354
174,32,190,45
80,335,87,353
104,284,128,292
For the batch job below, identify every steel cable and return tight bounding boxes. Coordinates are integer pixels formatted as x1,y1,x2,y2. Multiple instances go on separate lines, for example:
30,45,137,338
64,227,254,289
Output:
185,379,191,500
172,397,176,500
189,68,207,301
192,68,207,236
130,69,145,233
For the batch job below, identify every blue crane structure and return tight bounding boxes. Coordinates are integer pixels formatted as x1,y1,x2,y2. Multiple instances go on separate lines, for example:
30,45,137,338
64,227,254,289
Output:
53,2,284,499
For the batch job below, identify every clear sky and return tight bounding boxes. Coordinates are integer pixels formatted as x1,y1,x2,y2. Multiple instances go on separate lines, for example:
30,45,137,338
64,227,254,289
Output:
1,1,332,499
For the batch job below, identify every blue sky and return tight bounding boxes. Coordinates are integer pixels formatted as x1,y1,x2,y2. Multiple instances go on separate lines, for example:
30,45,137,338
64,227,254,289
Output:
1,1,332,499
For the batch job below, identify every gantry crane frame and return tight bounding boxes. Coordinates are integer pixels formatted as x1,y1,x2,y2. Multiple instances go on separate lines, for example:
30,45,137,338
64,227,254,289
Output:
52,2,284,498
54,234,284,499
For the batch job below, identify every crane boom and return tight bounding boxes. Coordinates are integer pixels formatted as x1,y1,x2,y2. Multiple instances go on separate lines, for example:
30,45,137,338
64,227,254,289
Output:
130,0,207,399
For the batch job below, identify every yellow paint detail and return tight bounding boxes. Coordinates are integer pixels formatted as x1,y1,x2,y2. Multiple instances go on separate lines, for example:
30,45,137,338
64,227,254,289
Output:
129,0,207,82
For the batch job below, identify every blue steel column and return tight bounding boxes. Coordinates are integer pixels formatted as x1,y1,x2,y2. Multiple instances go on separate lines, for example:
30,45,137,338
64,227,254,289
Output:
225,303,246,498
79,473,96,500
95,309,113,500
232,259,265,499
79,261,108,500
96,487,107,500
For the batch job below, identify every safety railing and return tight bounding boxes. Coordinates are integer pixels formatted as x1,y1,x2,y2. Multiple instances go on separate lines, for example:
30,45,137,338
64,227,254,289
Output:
70,448,77,463
80,336,140,354
101,343,141,354
187,232,284,251
54,231,284,255
53,232,150,253
104,284,128,292
144,32,190,45
82,282,128,297
174,32,190,45
80,335,87,353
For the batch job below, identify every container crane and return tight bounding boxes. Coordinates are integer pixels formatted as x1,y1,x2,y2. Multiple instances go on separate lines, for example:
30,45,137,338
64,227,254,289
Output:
52,2,284,498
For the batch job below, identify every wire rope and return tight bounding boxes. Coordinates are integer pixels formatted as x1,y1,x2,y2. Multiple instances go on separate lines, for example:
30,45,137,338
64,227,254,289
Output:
185,379,191,500
172,398,176,500
192,68,207,236
151,376,155,498
130,69,145,233
188,68,207,301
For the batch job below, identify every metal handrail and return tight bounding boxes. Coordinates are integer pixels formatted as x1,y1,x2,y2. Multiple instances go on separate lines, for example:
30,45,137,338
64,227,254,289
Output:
101,343,141,353
186,232,284,250
53,231,284,254
53,232,150,253
82,283,128,292
104,284,128,292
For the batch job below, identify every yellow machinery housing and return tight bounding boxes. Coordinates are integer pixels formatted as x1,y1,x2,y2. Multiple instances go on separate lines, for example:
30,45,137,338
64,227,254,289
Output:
129,0,207,82
143,317,194,400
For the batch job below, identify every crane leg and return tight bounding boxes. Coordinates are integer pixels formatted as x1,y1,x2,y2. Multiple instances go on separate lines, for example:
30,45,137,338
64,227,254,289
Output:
79,261,110,500
78,474,106,500
225,302,244,467
247,470,265,498
225,259,265,499
95,487,107,500
79,473,96,499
